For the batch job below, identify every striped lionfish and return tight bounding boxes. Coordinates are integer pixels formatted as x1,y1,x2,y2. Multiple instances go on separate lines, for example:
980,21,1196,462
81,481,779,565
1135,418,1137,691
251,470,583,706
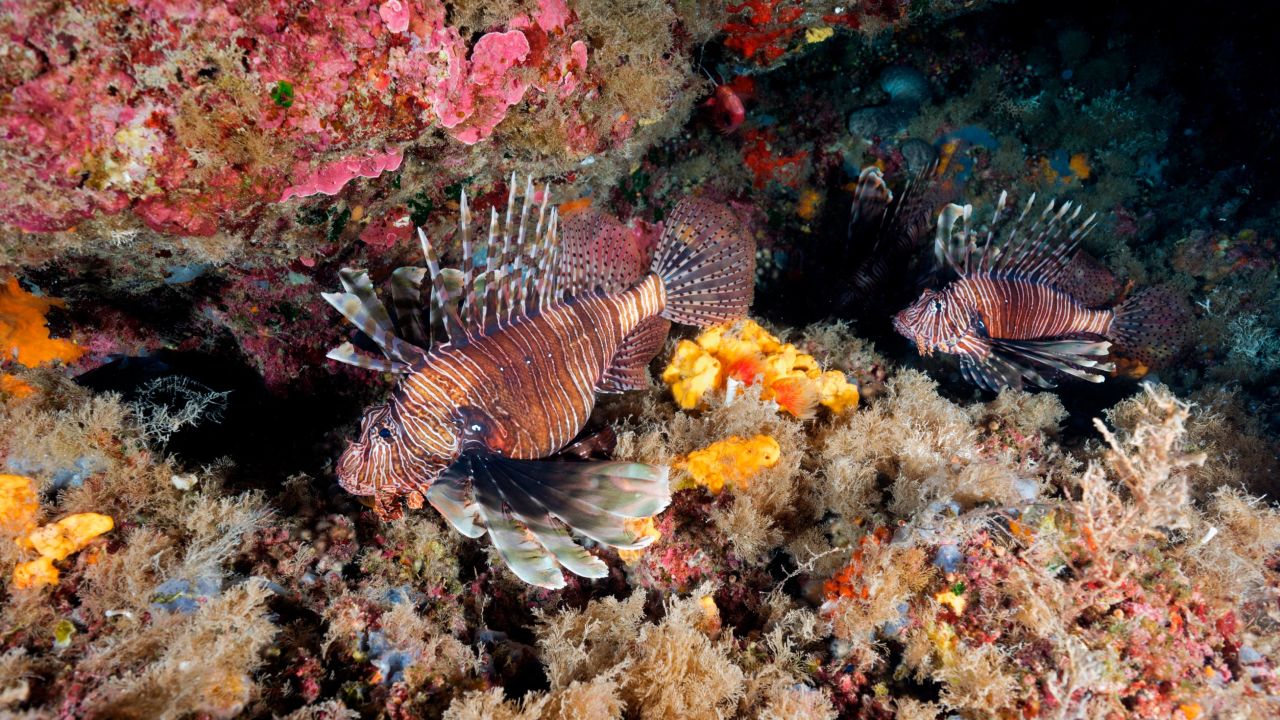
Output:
830,165,946,317
322,178,755,588
893,194,1189,392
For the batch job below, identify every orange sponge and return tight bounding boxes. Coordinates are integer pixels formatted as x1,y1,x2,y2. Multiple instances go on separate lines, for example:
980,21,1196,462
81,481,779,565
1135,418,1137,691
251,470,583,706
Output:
0,278,83,367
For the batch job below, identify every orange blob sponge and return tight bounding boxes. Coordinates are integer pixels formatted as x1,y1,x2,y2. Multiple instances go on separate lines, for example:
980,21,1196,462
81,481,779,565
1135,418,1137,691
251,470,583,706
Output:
661,319,859,417
0,473,39,535
25,513,115,561
617,516,662,565
0,278,83,367
676,434,781,493
12,512,114,590
0,373,36,398
661,340,722,410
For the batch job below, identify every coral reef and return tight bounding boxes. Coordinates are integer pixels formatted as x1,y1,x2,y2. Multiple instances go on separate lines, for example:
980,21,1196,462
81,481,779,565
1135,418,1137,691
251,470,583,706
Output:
2,315,1279,716
1,0,1279,718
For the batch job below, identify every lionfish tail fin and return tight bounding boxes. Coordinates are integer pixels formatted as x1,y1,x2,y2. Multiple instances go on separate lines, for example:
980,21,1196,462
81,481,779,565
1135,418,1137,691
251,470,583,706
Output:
445,454,670,588
1109,286,1193,368
652,197,756,327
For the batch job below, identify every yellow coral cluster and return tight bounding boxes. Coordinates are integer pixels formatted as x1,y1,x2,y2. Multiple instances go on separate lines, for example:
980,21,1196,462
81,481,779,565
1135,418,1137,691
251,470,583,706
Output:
1,473,39,535
661,319,858,417
5,475,114,589
0,277,84,368
675,434,781,494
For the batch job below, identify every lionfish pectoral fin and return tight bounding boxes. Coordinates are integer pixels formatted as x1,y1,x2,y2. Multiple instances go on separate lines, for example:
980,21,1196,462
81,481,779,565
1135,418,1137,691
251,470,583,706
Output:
598,316,671,393
990,337,1114,384
467,454,602,588
479,505,568,589
474,454,669,549
960,354,1031,393
426,466,485,538
961,337,1047,391
471,458,608,579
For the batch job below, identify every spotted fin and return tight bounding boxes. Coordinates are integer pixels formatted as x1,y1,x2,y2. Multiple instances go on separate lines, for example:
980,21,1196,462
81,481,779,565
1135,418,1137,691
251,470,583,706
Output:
652,198,756,327
598,316,671,393
1108,285,1192,368
936,194,1099,289
559,208,654,296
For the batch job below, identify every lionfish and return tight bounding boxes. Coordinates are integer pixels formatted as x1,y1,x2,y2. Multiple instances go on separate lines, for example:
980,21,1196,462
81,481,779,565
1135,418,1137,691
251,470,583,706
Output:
828,165,945,317
322,177,755,588
893,193,1189,392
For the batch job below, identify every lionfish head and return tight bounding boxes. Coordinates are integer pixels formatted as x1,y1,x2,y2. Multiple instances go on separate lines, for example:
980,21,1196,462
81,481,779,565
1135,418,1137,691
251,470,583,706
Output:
893,288,966,356
337,402,453,503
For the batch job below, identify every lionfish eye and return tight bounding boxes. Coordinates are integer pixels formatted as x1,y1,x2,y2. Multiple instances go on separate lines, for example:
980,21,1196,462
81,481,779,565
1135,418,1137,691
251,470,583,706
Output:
377,427,393,440
930,299,944,312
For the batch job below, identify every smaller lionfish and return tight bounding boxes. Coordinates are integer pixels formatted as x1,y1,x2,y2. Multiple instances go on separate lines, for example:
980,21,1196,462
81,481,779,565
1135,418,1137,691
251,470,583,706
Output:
823,165,946,318
893,194,1189,392
323,177,755,588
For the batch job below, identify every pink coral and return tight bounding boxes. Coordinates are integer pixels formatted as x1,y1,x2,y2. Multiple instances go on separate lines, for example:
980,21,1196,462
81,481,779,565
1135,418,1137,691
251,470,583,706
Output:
281,149,406,201
359,211,414,251
441,31,532,145
535,0,571,32
378,0,410,33
0,0,602,236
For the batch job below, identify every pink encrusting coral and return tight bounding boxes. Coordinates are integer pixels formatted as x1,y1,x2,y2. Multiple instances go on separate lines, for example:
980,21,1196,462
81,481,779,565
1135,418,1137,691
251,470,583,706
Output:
280,149,405,201
0,0,601,236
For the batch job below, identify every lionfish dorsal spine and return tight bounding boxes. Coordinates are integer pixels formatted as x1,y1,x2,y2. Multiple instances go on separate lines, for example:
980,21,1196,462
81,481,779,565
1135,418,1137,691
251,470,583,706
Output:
322,268,428,368
389,266,428,345
935,202,972,273
326,177,569,369
933,189,1100,290
326,341,407,373
415,226,460,344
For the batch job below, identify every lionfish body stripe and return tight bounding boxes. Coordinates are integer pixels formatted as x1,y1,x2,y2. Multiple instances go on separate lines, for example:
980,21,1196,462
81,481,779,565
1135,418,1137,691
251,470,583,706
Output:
894,194,1190,392
396,275,667,459
325,180,754,588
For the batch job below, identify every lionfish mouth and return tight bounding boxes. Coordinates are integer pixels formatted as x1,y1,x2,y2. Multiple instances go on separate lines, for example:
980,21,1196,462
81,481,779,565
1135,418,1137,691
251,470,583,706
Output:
891,313,911,339
335,443,373,495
